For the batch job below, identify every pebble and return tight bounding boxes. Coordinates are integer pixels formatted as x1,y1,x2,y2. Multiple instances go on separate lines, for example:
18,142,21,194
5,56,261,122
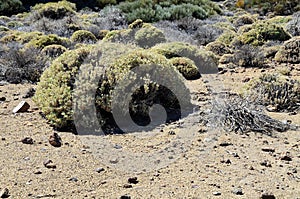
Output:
260,160,272,167
280,152,292,161
219,142,233,147
128,177,139,184
168,130,176,135
43,159,56,169
213,191,221,196
261,193,276,199
69,177,78,182
232,187,243,195
48,133,62,147
120,195,131,199
21,137,34,145
12,101,30,113
0,188,9,198
123,184,133,188
261,148,275,153
0,97,5,101
34,171,42,175
95,167,105,173
113,144,122,149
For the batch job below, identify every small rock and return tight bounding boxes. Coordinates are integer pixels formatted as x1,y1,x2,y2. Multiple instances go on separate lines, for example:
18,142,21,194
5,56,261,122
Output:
34,171,42,175
260,160,272,167
213,191,221,196
12,101,30,113
261,148,275,153
242,77,251,82
232,187,243,195
280,154,292,161
266,105,277,112
168,130,176,135
123,184,133,188
95,167,105,173
48,133,62,147
69,177,78,182
0,188,9,198
43,159,56,169
113,144,122,149
23,88,35,99
109,158,118,164
221,159,231,164
120,195,131,199
219,142,233,147
261,193,276,199
21,137,34,145
0,97,6,101
128,177,138,184
1,138,5,141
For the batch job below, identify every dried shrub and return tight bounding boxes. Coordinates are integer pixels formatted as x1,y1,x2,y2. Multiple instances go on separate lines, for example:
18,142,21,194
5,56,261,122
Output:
233,45,265,67
41,44,67,58
206,41,232,56
275,36,300,64
169,57,201,80
233,14,255,28
286,12,300,36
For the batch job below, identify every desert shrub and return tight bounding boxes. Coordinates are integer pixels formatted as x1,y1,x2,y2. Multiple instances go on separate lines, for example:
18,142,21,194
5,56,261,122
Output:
7,21,24,29
31,0,76,20
0,0,23,16
151,42,218,74
263,45,281,60
233,14,255,28
0,43,49,83
0,26,9,32
238,22,291,46
41,44,67,58
103,29,134,43
25,34,71,49
219,53,235,64
246,73,300,112
169,57,200,80
275,36,300,64
266,16,292,26
216,30,237,45
98,29,109,39
194,24,224,45
134,24,166,48
236,0,300,15
71,30,97,43
233,45,265,67
118,0,221,23
206,41,232,56
0,31,43,44
286,12,300,36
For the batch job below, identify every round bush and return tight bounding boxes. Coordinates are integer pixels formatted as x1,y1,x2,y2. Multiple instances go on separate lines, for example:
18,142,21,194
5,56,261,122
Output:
134,24,166,48
42,44,67,58
71,30,97,43
169,57,201,80
275,36,300,64
206,41,232,56
26,34,71,49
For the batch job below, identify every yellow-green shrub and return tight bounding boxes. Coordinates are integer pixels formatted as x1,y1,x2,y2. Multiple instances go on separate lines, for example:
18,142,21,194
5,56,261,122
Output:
71,30,97,43
26,34,71,49
275,36,300,63
169,57,201,80
42,44,68,58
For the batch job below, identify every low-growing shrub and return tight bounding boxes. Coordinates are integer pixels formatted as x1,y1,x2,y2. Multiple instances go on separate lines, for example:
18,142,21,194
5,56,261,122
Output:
275,36,300,64
41,44,67,58
0,31,43,44
286,11,300,36
32,0,76,20
206,41,232,56
169,57,201,80
71,30,97,43
216,30,237,45
233,14,255,28
0,0,23,16
233,45,265,67
25,34,71,49
238,22,291,46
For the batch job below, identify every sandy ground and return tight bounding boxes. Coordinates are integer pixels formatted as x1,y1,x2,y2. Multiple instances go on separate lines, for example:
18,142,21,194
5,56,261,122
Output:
0,66,299,198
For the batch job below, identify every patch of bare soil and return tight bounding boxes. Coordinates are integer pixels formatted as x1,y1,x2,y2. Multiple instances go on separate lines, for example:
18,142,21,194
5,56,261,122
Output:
0,66,299,198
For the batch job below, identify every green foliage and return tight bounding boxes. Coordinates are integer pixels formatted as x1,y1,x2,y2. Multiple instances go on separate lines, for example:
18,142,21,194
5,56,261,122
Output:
32,0,76,20
134,24,166,48
0,31,43,44
71,30,97,43
118,0,221,23
205,41,232,56
216,30,237,45
33,47,92,129
41,44,68,58
26,34,71,49
169,57,200,80
151,42,218,74
275,36,300,64
0,0,23,16
238,22,291,46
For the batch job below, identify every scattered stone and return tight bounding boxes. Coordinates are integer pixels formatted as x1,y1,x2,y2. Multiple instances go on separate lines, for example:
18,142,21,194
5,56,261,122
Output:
198,127,207,133
95,167,105,173
280,152,292,161
260,160,272,167
1,138,5,141
12,101,30,113
242,77,251,82
213,191,221,196
34,171,42,175
262,148,275,153
232,187,243,195
109,158,118,164
48,133,62,147
266,105,277,112
21,137,34,145
0,97,5,101
168,130,176,135
120,195,131,199
261,193,276,199
0,188,9,198
23,88,35,99
249,166,255,170
128,177,139,184
43,159,56,169
123,184,133,188
219,142,233,147
221,159,231,164
113,144,122,149
69,177,78,182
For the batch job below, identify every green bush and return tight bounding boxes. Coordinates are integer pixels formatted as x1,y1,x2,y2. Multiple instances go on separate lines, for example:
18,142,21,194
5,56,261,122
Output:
216,30,237,45
169,57,201,80
25,34,71,49
41,44,68,58
152,42,218,74
275,36,300,64
32,0,76,20
71,30,97,43
0,0,23,16
118,0,221,23
238,22,291,46
205,41,232,56
0,31,43,44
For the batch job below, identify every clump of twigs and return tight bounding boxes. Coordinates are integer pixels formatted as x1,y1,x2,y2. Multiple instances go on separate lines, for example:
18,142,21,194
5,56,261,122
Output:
208,95,296,136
